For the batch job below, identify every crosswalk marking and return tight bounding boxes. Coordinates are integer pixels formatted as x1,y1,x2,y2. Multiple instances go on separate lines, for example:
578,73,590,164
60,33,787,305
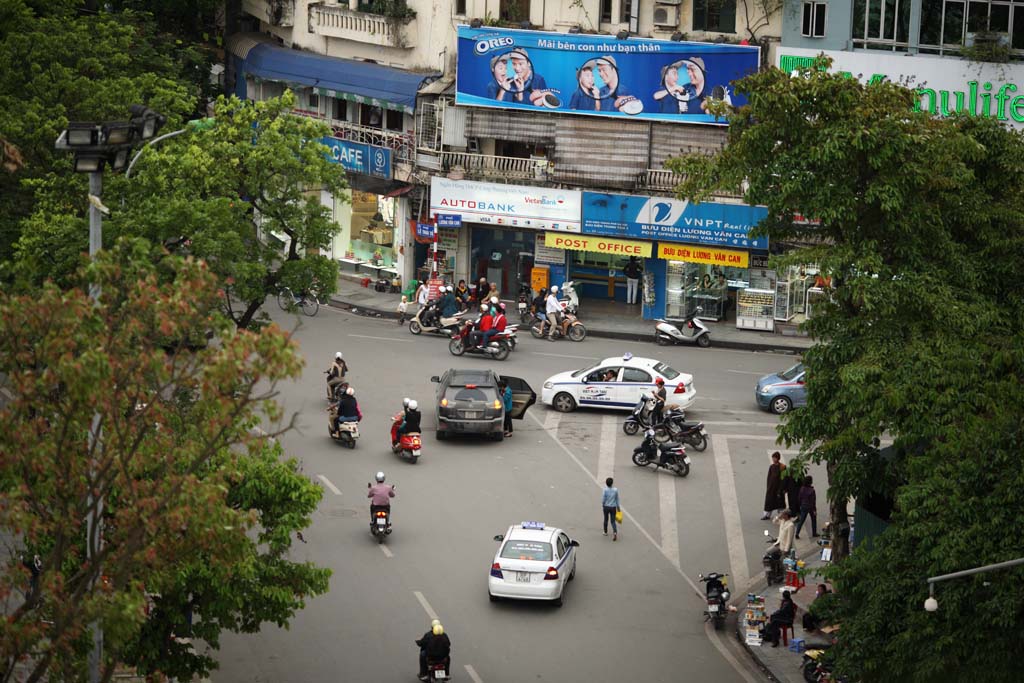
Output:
658,471,680,570
597,414,617,483
711,434,749,591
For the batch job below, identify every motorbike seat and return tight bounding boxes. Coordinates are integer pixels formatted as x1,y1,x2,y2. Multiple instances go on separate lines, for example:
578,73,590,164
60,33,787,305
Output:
658,442,682,452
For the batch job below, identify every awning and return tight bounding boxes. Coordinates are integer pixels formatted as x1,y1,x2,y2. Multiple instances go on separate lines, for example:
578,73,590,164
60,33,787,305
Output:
240,39,436,115
382,185,414,198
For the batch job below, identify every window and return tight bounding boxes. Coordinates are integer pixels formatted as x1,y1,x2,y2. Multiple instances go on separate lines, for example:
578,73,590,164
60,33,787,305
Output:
385,109,403,131
802,1,827,37
500,540,552,562
620,0,633,23
652,362,681,380
601,0,612,22
556,536,567,558
586,367,621,382
332,97,347,121
919,0,1024,53
622,368,653,383
693,0,736,33
853,0,911,49
499,0,528,22
455,0,466,15
307,91,319,112
360,104,383,128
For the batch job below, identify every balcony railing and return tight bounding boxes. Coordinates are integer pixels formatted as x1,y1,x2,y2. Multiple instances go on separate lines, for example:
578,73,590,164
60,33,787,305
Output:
293,110,415,163
642,169,684,192
440,152,550,183
241,0,294,27
308,3,416,49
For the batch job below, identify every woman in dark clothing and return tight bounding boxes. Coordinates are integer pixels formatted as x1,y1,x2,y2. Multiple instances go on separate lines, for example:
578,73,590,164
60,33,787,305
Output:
762,451,786,520
795,475,819,539
784,472,802,518
764,590,797,647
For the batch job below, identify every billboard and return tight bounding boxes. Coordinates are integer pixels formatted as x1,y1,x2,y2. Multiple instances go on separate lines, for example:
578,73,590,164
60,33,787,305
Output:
582,192,768,249
430,177,582,232
321,136,392,178
456,26,759,125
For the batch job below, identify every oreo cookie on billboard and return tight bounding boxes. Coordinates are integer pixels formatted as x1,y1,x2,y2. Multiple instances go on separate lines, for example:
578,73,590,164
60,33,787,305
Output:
619,98,643,115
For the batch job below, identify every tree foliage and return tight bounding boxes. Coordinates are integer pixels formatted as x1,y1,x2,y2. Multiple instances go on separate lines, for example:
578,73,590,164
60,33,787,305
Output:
669,62,1024,682
0,240,329,682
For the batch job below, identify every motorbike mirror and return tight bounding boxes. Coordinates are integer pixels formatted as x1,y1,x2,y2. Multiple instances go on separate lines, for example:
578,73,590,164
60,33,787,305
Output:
367,482,371,488
430,376,440,383
698,572,704,580
493,534,504,542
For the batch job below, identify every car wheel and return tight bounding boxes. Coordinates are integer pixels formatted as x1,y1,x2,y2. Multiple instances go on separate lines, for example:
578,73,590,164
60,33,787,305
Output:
436,430,448,441
568,561,576,581
552,392,576,413
771,396,792,415
488,592,499,603
553,593,563,608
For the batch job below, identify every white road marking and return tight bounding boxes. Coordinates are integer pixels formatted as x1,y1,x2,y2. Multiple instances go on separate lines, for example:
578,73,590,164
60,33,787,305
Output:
379,545,393,558
346,334,412,342
725,369,767,376
413,591,439,621
702,420,780,428
464,664,484,683
705,622,761,683
597,414,617,483
658,471,680,570
316,475,341,495
529,351,597,360
543,409,560,433
711,435,750,591
693,408,768,416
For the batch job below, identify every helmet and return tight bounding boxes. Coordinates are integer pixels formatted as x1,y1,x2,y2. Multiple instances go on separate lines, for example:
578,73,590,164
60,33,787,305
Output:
480,304,488,312
409,399,418,410
375,471,385,482
335,352,343,360
655,377,665,386
403,397,411,408
432,623,444,636
346,387,355,396
490,296,498,304
550,285,559,293
431,619,441,627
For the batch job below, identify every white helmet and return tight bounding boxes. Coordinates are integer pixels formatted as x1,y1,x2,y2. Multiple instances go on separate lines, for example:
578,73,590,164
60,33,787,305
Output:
550,285,559,293
403,397,411,408
375,471,385,482
490,296,498,304
409,399,418,410
480,304,488,311
335,352,343,360
345,387,354,396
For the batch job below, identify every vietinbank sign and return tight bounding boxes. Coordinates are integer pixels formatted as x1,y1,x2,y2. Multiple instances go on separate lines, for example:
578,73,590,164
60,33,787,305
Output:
778,48,1024,128
430,177,582,232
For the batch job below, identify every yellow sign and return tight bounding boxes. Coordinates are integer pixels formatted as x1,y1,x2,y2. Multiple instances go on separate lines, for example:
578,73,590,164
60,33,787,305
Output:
657,243,749,268
546,233,652,257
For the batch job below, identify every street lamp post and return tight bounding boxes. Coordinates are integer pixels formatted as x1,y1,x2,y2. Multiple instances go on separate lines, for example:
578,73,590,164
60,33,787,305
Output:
55,105,166,683
924,556,1024,612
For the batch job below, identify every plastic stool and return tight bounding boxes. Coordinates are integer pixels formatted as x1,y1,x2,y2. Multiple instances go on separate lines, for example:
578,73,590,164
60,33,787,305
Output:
779,623,794,647
788,637,806,653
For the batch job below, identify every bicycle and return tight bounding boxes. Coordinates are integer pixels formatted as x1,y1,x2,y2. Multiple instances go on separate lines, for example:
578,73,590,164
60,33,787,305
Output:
277,286,319,316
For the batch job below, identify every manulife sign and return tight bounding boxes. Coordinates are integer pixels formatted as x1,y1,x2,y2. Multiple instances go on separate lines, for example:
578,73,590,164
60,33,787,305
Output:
778,48,1024,127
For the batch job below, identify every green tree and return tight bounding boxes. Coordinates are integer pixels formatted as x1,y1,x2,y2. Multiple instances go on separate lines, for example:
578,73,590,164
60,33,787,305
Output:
0,240,328,682
668,62,1024,682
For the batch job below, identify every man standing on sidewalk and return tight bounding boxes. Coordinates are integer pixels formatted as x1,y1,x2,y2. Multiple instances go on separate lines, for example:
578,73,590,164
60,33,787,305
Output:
624,256,642,305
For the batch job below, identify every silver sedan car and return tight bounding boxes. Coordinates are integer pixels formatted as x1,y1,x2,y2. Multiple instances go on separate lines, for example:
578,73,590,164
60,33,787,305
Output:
755,362,807,414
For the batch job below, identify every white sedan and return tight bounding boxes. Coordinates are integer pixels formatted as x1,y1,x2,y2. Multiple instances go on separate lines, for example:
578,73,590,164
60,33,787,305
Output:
541,354,697,413
488,521,578,607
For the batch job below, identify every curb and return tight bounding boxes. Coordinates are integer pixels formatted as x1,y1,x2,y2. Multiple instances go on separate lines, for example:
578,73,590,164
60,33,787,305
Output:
327,296,809,355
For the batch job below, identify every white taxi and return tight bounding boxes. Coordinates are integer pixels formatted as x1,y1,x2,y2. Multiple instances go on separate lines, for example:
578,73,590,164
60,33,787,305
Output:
541,354,697,413
488,521,578,607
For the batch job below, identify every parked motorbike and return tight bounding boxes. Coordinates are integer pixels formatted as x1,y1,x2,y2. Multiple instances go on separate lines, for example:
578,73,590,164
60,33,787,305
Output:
517,285,532,325
654,307,711,348
505,323,519,351
632,430,690,477
653,408,709,451
801,643,836,682
448,321,512,361
390,413,422,463
530,311,587,342
408,304,465,336
699,572,731,630
763,530,786,585
327,407,360,449
558,281,580,315
623,395,659,435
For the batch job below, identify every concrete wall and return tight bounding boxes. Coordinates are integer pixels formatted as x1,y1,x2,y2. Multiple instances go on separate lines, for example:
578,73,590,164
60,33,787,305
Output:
780,0,853,51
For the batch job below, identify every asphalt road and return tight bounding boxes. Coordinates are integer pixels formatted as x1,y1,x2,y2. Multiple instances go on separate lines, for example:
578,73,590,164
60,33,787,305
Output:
210,305,825,683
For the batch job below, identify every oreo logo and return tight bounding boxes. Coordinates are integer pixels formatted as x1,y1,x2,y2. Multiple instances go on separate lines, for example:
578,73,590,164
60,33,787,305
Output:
474,36,515,54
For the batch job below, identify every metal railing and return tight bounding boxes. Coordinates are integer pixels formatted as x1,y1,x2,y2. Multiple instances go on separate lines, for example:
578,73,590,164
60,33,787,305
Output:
308,2,416,48
642,168,684,192
440,151,548,182
292,110,415,164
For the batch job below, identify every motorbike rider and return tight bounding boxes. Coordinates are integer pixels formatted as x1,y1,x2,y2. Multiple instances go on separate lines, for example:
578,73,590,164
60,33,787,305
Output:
326,352,348,399
470,303,492,347
544,285,562,341
416,619,451,681
481,303,507,347
391,397,412,445
488,295,500,315
652,377,667,424
394,399,422,446
367,471,395,524
532,289,547,322
332,386,361,434
440,286,458,318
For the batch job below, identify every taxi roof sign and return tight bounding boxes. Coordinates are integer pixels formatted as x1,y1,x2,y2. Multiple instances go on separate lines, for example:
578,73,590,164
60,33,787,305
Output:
521,521,546,530
623,352,633,361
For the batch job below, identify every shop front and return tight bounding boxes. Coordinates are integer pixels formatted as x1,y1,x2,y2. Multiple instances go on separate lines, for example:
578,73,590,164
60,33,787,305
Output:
429,177,582,298
580,191,768,322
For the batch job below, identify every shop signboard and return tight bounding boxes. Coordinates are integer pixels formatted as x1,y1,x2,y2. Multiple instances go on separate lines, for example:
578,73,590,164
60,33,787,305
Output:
658,243,748,268
778,47,1024,129
430,176,582,232
534,234,565,265
546,233,652,258
582,192,768,249
436,213,462,228
415,222,436,239
456,26,759,126
321,136,392,178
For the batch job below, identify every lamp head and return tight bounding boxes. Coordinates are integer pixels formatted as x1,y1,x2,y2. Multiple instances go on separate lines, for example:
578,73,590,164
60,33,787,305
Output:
924,596,938,612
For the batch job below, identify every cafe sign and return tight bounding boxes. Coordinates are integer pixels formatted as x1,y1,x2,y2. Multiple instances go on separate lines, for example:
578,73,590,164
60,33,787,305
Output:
658,243,748,268
546,233,651,257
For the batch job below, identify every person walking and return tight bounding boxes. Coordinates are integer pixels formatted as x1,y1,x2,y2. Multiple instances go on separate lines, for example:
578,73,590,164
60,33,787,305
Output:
762,451,786,520
795,475,819,539
602,477,621,541
500,380,514,437
624,256,643,305
784,466,801,518
397,295,409,325
415,280,428,312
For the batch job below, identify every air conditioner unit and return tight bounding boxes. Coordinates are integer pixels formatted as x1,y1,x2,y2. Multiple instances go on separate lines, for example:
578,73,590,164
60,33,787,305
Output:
653,5,679,27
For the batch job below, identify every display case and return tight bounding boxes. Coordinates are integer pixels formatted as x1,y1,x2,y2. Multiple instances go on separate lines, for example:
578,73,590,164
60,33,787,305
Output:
664,261,727,321
736,288,776,331
743,594,767,647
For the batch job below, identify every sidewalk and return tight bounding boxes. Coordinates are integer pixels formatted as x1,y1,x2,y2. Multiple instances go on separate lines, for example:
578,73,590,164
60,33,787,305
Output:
736,549,833,683
328,275,814,354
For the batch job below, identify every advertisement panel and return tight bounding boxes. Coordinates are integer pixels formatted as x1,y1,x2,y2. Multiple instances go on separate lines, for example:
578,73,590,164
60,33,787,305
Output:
456,26,759,126
778,47,1024,128
430,176,582,232
534,234,565,265
658,243,749,268
546,233,652,257
582,192,768,249
321,136,392,178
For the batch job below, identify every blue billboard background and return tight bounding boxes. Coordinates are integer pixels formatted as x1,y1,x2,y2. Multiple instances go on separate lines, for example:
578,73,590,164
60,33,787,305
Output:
582,192,769,249
456,26,759,125
321,136,392,178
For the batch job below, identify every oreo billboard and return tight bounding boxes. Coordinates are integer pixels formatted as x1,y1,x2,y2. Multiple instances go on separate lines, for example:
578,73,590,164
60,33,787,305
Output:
455,26,759,125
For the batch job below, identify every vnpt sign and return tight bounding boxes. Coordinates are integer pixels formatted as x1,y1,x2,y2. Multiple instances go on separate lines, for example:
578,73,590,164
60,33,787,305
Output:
321,137,392,178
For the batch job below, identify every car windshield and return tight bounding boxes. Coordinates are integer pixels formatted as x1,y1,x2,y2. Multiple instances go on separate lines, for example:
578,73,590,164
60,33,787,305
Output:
500,540,553,562
445,387,497,402
652,362,680,380
779,363,804,380
571,362,601,378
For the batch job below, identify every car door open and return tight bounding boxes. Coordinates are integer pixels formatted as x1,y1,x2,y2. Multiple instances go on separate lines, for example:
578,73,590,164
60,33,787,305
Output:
500,375,536,419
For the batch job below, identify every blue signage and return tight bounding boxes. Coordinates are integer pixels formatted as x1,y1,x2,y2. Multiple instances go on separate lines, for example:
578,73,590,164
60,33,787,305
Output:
456,26,759,126
321,136,392,178
436,213,462,228
582,192,769,249
416,222,436,239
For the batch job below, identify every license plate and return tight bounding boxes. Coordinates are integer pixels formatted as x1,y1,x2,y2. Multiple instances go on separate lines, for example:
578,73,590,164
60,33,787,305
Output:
700,428,707,436
433,671,447,680
412,449,421,456
707,604,719,612
683,456,691,465
516,572,531,583
462,411,481,419
376,519,386,526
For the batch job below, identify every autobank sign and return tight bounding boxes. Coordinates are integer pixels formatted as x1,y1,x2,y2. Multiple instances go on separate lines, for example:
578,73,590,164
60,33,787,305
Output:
778,48,1024,128
430,177,582,232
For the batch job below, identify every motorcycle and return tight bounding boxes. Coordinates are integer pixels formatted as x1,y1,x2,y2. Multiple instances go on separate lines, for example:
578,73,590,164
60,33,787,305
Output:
698,572,731,630
408,304,465,336
802,643,836,682
391,413,422,463
368,482,394,543
517,285,532,325
558,281,580,315
763,530,786,585
623,395,659,435
426,661,451,681
631,430,690,477
654,307,711,348
448,321,512,361
653,408,709,451
327,405,360,448
530,310,587,342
